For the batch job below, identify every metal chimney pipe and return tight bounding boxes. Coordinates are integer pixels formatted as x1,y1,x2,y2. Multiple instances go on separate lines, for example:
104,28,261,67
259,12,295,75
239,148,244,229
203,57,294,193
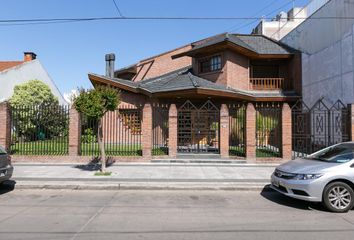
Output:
105,53,116,78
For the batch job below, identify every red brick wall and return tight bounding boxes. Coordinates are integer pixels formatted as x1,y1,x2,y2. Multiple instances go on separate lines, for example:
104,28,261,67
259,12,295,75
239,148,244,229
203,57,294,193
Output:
225,50,250,91
0,102,11,152
133,45,192,81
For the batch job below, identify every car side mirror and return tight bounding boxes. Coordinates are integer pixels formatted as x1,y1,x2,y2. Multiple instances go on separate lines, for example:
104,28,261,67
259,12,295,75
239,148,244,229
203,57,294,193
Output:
351,163,354,168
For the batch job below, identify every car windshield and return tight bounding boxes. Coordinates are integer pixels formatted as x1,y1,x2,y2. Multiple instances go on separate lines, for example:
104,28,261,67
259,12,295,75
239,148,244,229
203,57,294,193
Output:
305,143,354,163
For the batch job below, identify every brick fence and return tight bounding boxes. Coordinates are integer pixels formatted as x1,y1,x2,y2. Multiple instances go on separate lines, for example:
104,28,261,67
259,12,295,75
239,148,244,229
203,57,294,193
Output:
0,101,336,163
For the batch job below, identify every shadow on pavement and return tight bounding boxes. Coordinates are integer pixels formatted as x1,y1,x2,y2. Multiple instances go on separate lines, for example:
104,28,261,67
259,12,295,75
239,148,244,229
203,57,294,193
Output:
0,180,16,195
260,184,326,212
73,157,115,171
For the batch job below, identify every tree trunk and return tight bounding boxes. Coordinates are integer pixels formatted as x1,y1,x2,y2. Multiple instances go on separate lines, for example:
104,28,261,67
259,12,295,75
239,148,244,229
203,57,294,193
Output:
97,118,106,172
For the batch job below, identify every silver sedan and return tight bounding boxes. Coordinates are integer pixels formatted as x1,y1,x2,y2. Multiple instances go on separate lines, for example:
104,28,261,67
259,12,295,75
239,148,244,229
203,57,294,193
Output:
271,142,354,212
0,146,13,184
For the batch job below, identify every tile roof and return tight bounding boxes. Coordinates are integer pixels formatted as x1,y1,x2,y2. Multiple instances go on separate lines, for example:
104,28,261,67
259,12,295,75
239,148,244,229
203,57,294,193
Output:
89,66,299,99
184,33,295,56
0,61,24,72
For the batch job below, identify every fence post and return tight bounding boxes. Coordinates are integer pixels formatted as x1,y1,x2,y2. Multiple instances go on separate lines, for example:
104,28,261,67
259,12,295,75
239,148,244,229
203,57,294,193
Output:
0,102,11,152
69,106,81,156
245,103,256,161
142,102,152,159
282,103,292,160
220,104,229,158
168,104,178,158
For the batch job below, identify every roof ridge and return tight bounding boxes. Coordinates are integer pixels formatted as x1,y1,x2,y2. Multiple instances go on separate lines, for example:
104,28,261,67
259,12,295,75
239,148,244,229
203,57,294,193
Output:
187,72,199,87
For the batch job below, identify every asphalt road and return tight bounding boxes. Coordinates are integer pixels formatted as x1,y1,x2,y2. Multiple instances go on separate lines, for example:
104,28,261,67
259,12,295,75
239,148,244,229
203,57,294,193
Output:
0,186,354,240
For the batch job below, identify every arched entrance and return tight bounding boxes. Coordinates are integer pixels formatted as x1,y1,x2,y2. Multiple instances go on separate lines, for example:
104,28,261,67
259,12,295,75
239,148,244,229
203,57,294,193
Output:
177,100,220,153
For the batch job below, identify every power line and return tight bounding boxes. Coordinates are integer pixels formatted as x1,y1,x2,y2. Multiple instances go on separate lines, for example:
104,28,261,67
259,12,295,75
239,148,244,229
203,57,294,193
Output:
225,0,280,32
229,0,295,32
112,0,124,18
0,16,352,26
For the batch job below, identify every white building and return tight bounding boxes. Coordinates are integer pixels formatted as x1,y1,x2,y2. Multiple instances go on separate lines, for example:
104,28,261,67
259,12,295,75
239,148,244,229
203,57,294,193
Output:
0,52,66,104
280,0,354,106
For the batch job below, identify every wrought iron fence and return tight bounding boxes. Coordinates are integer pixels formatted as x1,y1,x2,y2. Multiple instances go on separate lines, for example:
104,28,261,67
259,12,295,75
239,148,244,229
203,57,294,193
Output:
228,103,246,157
80,105,142,156
255,102,282,158
292,99,350,159
152,103,169,156
10,104,70,155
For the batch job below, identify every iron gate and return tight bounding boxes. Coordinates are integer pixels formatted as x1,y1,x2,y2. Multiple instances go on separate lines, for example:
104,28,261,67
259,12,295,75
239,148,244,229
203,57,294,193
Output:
292,99,350,159
177,100,220,153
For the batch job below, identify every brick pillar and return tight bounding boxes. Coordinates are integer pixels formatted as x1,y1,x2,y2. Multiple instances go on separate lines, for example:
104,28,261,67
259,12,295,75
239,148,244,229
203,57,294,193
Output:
245,103,256,161
69,107,81,156
0,102,11,152
168,104,178,158
350,104,354,141
142,102,152,159
220,104,229,158
282,103,292,160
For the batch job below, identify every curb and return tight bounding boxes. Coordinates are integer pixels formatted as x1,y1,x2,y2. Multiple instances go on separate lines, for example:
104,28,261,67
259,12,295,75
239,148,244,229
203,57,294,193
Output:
5,181,271,191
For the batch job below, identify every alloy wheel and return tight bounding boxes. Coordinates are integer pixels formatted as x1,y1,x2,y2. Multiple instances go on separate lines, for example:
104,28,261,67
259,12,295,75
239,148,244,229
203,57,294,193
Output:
328,186,352,210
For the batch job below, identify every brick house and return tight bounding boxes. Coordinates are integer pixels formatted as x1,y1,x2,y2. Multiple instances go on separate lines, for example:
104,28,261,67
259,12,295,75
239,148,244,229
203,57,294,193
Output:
88,33,301,161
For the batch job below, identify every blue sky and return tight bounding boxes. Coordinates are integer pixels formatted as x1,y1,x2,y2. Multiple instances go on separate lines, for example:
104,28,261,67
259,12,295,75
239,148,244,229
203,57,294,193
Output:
0,0,309,95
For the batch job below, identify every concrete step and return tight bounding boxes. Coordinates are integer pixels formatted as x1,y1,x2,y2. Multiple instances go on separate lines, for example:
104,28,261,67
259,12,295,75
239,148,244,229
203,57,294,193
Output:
176,154,221,159
151,159,247,164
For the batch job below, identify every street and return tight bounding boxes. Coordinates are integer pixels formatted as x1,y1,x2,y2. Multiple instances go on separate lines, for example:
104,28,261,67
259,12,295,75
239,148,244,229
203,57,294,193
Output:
0,187,354,240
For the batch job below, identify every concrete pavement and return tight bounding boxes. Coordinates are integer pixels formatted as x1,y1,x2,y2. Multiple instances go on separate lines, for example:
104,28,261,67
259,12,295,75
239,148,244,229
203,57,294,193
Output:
0,189,353,240
10,163,276,190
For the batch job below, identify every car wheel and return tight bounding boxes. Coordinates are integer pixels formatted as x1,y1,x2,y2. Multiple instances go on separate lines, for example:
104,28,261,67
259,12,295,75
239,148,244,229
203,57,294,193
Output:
323,182,354,213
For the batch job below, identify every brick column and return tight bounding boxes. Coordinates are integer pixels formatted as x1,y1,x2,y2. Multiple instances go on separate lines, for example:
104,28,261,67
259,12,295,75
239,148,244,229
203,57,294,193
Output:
142,102,152,159
282,103,292,160
69,106,81,156
350,104,354,141
245,103,256,161
0,102,11,152
168,104,178,158
220,104,229,158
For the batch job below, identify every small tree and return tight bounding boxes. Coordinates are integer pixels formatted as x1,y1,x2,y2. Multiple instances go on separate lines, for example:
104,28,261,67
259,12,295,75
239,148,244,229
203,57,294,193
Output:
74,86,120,172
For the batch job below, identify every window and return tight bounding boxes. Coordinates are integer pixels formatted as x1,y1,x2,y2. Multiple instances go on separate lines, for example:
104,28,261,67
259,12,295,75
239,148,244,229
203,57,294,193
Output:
199,55,222,73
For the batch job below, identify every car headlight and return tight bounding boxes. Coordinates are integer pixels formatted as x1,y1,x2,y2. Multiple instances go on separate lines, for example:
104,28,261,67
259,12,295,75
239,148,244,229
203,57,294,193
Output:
294,174,323,180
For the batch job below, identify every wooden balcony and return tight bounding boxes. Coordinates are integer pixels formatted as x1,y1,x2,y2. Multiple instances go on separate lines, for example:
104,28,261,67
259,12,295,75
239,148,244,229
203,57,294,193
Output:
249,78,291,91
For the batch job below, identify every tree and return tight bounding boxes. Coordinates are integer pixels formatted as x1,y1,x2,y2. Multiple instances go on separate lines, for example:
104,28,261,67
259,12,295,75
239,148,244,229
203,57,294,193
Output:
10,80,58,106
9,80,65,142
74,86,120,172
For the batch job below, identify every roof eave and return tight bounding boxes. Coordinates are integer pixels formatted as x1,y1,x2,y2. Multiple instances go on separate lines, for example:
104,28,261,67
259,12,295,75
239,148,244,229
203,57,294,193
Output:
88,73,152,97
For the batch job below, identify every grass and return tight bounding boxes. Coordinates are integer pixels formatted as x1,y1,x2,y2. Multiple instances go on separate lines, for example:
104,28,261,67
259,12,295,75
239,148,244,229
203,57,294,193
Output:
152,147,168,156
11,139,68,155
81,143,142,156
94,171,112,176
229,145,281,158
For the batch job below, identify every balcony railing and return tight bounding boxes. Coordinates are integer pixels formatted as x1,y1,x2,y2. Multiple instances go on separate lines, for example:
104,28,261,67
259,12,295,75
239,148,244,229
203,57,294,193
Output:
249,78,291,91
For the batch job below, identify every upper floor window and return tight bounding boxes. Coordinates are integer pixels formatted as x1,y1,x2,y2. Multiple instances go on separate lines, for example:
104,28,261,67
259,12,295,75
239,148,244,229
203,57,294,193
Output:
199,55,222,73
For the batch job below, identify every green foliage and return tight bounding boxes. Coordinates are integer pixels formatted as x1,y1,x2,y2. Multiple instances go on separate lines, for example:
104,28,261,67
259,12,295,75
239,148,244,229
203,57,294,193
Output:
81,128,97,143
10,80,67,142
256,114,278,131
10,80,58,107
74,86,120,119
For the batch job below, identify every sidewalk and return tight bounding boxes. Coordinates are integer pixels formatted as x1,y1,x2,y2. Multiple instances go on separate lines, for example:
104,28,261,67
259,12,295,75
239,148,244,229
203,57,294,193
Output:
9,163,277,190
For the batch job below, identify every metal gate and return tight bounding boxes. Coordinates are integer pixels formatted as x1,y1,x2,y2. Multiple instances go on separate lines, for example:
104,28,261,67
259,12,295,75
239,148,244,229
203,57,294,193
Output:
292,99,350,159
177,100,220,153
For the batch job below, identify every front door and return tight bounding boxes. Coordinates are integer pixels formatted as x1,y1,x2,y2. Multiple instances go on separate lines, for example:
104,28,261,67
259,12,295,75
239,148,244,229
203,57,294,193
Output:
177,100,220,153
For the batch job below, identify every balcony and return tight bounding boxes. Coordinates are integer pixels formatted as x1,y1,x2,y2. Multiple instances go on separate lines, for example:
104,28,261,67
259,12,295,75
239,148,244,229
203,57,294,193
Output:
249,78,292,91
